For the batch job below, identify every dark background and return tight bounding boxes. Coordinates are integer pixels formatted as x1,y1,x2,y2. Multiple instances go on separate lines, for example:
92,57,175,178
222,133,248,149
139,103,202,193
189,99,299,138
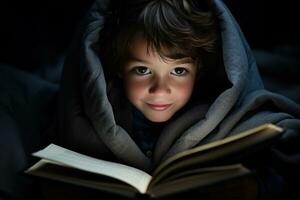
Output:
0,0,94,72
0,0,299,100
225,0,300,48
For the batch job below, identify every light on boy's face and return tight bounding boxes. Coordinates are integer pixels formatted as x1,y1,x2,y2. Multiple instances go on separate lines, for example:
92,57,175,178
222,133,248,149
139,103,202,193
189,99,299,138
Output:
122,35,197,122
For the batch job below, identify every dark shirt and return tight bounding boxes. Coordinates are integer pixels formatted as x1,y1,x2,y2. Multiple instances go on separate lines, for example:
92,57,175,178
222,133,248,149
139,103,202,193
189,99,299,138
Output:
131,107,164,159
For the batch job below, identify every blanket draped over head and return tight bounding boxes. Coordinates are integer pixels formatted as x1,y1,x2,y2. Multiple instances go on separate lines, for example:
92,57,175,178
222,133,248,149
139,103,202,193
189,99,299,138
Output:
58,0,300,172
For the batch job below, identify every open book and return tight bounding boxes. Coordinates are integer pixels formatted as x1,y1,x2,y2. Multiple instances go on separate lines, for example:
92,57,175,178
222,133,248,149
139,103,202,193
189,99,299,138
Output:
25,123,283,198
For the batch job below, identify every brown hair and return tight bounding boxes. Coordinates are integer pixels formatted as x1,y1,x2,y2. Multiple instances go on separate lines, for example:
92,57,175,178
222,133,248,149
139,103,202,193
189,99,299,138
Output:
99,0,221,80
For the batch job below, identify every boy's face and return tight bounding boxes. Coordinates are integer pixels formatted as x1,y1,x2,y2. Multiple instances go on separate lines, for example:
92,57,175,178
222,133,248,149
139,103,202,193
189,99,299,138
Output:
122,35,197,122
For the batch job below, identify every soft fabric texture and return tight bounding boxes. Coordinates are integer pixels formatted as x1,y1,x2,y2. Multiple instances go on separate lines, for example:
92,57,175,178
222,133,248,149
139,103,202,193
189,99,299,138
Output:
0,0,300,199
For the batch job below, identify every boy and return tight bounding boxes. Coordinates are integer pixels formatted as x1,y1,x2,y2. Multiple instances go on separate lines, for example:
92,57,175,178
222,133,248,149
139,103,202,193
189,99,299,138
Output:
96,0,230,161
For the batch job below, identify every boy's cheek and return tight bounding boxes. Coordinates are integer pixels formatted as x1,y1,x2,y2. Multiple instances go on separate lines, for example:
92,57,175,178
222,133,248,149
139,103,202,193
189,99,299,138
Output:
175,81,195,97
124,81,147,100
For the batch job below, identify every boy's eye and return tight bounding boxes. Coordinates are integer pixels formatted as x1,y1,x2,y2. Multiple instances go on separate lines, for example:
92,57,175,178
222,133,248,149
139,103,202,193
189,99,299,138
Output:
171,67,188,76
133,67,151,75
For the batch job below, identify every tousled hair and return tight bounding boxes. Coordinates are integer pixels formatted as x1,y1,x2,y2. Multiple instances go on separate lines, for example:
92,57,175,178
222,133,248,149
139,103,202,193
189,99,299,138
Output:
99,0,221,79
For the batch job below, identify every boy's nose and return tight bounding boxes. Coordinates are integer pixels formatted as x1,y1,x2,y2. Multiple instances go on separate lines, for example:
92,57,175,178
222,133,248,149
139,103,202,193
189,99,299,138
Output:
149,77,171,95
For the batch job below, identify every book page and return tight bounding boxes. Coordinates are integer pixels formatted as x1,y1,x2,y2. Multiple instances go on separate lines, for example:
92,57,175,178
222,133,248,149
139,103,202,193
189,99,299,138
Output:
32,144,152,194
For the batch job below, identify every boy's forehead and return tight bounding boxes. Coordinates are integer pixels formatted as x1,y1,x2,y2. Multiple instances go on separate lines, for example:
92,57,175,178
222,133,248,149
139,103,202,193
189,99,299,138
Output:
128,34,162,61
128,34,150,55
128,34,193,63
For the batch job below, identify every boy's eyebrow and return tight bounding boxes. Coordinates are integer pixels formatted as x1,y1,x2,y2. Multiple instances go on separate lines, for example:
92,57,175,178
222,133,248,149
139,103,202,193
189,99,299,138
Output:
173,57,194,64
128,56,150,64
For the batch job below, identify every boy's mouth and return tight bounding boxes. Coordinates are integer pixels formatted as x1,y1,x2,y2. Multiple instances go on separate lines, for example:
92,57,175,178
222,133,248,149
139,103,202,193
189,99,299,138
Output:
146,103,172,111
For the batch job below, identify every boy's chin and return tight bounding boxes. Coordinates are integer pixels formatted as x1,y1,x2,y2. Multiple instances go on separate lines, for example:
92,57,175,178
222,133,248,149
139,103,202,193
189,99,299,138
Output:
144,113,173,123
